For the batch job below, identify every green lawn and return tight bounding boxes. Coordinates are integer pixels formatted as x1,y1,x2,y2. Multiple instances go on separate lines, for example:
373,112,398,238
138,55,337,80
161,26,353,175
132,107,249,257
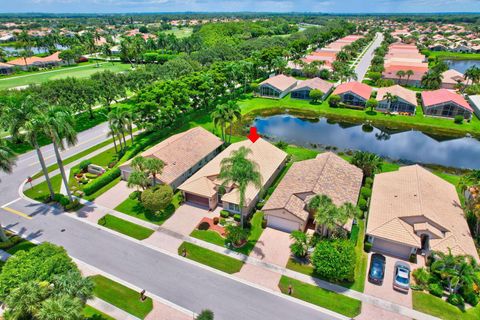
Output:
413,291,480,320
83,305,115,320
238,95,480,138
114,192,181,225
0,62,132,90
91,275,153,319
98,214,154,240
423,50,480,61
178,242,244,274
278,276,362,318
23,174,62,202
190,211,265,256
162,27,193,38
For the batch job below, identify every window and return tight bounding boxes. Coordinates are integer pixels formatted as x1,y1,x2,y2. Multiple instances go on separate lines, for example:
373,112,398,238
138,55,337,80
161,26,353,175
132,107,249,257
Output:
228,203,240,213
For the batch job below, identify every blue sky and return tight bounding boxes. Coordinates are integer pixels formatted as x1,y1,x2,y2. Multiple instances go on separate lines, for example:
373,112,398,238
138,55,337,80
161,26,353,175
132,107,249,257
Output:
2,0,480,13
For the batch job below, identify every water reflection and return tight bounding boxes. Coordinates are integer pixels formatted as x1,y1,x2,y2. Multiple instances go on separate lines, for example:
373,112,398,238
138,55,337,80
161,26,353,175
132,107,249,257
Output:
445,59,480,73
253,115,480,169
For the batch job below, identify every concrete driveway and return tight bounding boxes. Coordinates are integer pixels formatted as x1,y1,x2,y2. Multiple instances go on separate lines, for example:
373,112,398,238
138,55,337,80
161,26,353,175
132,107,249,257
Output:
161,203,217,236
357,253,415,320
248,227,292,267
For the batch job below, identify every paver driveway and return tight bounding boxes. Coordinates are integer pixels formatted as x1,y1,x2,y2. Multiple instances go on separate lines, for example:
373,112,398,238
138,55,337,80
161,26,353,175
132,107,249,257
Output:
357,253,420,320
161,204,218,236
249,228,292,267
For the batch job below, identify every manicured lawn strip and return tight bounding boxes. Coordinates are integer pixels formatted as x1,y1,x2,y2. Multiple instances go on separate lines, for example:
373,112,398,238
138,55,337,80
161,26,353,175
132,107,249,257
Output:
114,191,181,225
278,276,362,318
190,229,225,247
31,138,115,179
286,145,319,162
91,275,153,319
238,95,480,138
351,220,368,292
23,174,62,201
422,49,480,61
412,291,480,320
83,305,115,320
98,214,154,240
178,242,244,274
0,62,132,90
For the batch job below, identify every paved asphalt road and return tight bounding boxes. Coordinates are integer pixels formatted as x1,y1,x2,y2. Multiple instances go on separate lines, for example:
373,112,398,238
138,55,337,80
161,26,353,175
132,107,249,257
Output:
0,124,343,320
354,32,384,82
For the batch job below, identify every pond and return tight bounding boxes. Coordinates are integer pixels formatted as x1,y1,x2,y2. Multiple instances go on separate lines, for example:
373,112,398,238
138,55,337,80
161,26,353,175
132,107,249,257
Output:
253,114,480,169
445,59,480,73
2,45,67,55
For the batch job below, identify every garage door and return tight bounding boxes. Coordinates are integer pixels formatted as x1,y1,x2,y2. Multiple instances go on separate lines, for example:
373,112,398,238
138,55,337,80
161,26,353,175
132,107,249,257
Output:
185,193,209,208
372,238,412,259
267,215,299,233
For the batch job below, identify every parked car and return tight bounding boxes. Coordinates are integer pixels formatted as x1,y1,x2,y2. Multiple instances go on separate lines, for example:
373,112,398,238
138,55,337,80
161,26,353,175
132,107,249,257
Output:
393,262,410,292
368,253,386,285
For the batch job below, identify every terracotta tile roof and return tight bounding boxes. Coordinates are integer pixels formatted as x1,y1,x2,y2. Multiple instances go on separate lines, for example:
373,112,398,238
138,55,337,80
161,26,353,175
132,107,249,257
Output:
7,51,62,66
442,69,465,85
382,66,427,82
421,89,472,111
119,127,223,185
263,152,363,222
376,85,417,106
0,62,13,68
259,74,297,92
179,138,287,208
332,81,372,100
293,77,334,94
367,165,479,260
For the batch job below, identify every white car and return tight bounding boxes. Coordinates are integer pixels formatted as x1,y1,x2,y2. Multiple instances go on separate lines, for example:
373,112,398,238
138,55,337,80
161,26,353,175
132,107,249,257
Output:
393,262,410,292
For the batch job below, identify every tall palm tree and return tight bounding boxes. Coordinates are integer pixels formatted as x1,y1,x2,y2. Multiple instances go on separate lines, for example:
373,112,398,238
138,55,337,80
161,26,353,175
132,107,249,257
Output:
219,147,262,228
396,70,405,85
224,101,241,144
211,104,229,142
405,70,414,85
308,194,337,237
145,157,164,186
351,151,383,178
41,106,78,201
421,71,443,89
385,92,398,112
108,109,127,149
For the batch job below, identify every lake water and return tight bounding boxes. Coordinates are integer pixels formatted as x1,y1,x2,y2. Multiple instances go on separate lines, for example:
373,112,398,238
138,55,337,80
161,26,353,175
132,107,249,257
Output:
445,59,480,73
253,114,480,169
2,45,67,55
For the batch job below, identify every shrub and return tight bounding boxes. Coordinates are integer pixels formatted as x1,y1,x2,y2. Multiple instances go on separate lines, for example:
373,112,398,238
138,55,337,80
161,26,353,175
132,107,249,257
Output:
219,218,226,226
198,222,210,231
85,173,98,179
360,187,372,199
364,241,372,253
329,94,341,108
311,239,356,282
428,283,444,297
213,217,219,225
256,201,265,210
365,177,374,188
59,196,70,207
225,224,249,246
454,115,464,124
463,292,479,306
108,161,117,168
129,191,142,200
72,168,80,176
261,218,267,229
83,168,121,196
274,141,288,150
412,267,431,289
358,197,368,211
196,309,214,320
79,160,92,172
447,293,464,307
141,185,174,213
233,214,241,222
53,193,64,203
220,210,230,218
65,199,80,211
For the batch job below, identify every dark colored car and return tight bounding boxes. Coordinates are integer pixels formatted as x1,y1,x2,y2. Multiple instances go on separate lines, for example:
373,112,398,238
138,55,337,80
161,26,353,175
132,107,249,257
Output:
368,253,386,285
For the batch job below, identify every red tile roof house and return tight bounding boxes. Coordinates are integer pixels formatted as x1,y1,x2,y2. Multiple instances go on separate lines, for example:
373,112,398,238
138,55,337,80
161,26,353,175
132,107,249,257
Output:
119,127,223,190
290,77,334,101
375,85,417,115
7,52,64,70
421,89,473,120
258,74,298,99
441,69,466,90
262,152,363,233
332,81,372,108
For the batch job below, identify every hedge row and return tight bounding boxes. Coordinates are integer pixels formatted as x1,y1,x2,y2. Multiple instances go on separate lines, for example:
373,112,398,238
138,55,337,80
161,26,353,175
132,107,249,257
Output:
83,168,121,196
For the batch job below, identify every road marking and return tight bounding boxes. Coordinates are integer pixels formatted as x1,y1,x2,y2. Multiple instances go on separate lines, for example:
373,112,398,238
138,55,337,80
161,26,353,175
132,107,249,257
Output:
0,197,21,208
1,207,32,220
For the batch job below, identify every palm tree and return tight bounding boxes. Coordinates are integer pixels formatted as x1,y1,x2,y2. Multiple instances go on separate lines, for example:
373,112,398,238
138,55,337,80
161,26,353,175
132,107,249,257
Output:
465,66,480,85
430,250,478,294
405,70,414,85
145,157,164,186
219,147,262,228
351,151,383,178
211,104,229,141
384,92,398,112
37,296,84,320
224,101,241,144
396,70,405,85
421,71,443,89
41,106,78,201
127,171,150,190
108,109,127,150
